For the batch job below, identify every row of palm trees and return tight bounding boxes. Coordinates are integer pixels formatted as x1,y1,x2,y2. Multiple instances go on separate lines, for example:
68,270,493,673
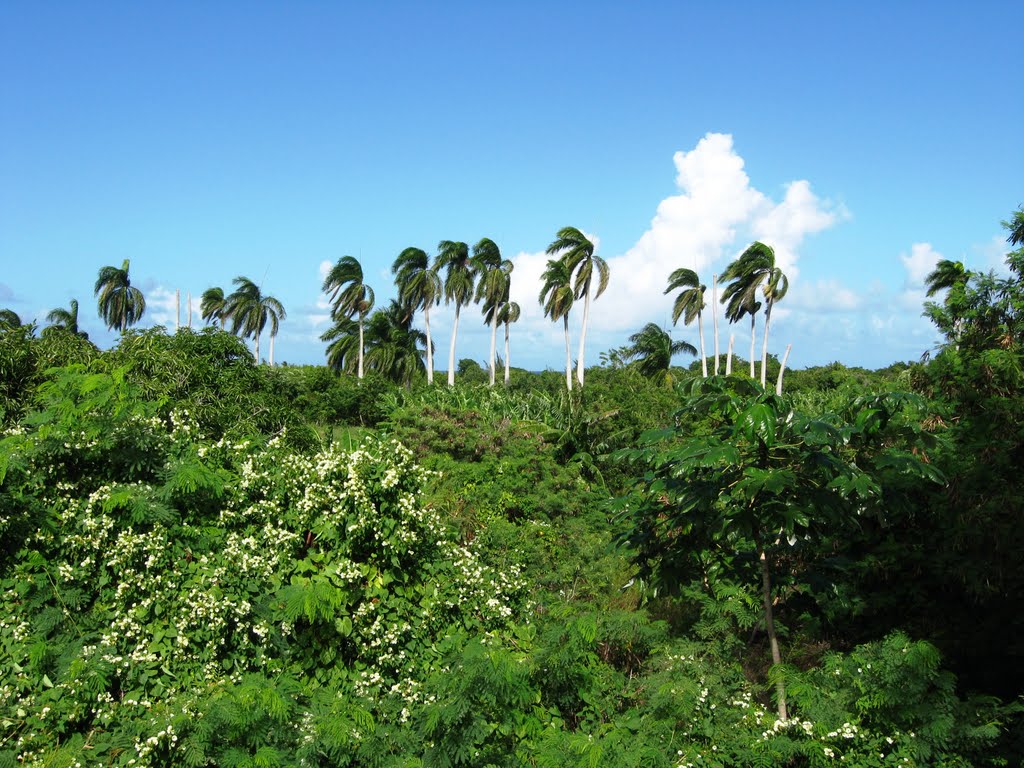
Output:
199,278,287,365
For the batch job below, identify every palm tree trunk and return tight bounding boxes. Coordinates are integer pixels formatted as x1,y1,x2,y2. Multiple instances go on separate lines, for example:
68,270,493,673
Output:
576,277,591,387
187,291,193,329
760,299,774,387
759,545,788,721
489,311,498,387
425,305,434,385
749,313,757,379
697,310,707,378
358,316,365,379
503,320,511,386
712,275,720,375
269,334,275,367
775,343,792,396
448,303,461,387
563,315,573,392
255,332,261,364
726,333,735,375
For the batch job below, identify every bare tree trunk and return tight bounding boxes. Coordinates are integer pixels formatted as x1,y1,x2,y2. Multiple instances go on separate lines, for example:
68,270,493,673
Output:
187,291,193,328
759,546,788,721
775,343,792,396
269,334,275,367
576,279,591,387
448,304,461,387
255,332,260,365
697,310,707,378
712,274,720,375
760,299,775,386
425,305,434,385
489,312,498,387
749,313,757,378
726,333,735,375
503,320,511,386
564,315,573,392
358,316,365,379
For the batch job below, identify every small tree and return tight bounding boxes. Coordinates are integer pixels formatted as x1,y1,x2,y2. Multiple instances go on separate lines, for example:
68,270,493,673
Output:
616,377,942,720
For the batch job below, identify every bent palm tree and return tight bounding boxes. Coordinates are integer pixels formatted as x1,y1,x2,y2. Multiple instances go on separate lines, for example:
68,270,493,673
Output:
225,276,286,364
322,315,361,374
624,323,696,385
392,247,442,384
323,256,375,378
95,259,146,332
364,300,428,388
666,268,707,377
44,299,88,339
758,264,789,386
497,300,521,386
473,238,512,386
546,226,608,387
200,286,229,329
720,243,774,379
539,258,575,391
0,309,22,330
436,240,475,386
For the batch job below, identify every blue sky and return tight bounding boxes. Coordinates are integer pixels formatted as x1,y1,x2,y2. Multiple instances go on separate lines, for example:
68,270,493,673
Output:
2,2,1021,371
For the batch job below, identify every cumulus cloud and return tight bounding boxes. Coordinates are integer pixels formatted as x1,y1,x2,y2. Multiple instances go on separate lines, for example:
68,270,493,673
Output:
507,132,843,368
898,242,943,311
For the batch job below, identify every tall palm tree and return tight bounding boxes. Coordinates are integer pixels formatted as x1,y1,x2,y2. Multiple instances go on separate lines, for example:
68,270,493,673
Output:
473,238,512,387
624,323,696,385
546,226,609,387
323,256,375,379
364,300,428,388
497,300,521,386
200,286,229,329
0,309,23,330
321,315,361,374
392,247,442,385
94,259,146,332
665,268,707,377
720,242,776,380
435,240,475,386
44,299,88,339
758,263,789,387
539,258,575,391
225,276,286,364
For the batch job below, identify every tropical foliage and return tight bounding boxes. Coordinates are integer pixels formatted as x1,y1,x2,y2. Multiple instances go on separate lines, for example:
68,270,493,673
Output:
95,258,146,332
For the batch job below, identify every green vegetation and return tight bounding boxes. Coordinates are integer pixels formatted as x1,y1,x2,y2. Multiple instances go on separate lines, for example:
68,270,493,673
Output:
1,209,1023,765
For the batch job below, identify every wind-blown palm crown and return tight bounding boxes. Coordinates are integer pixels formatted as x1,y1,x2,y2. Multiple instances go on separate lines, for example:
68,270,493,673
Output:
435,240,475,386
392,246,442,384
44,299,88,339
720,242,787,384
472,237,512,387
225,276,286,365
200,286,229,329
625,323,696,384
545,226,608,386
364,300,428,388
323,256,375,378
94,259,146,332
497,299,521,386
925,259,969,297
539,258,575,391
0,309,23,330
666,267,707,377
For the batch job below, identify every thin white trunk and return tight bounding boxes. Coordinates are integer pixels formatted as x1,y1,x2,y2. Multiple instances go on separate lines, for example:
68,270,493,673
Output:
564,315,573,392
269,333,275,367
488,311,498,387
576,280,591,387
255,332,260,365
187,291,193,329
775,343,792,396
726,333,735,375
749,313,757,378
175,289,180,331
712,275,720,375
358,317,365,379
760,299,774,386
697,310,707,378
448,304,461,387
503,320,511,386
424,305,434,385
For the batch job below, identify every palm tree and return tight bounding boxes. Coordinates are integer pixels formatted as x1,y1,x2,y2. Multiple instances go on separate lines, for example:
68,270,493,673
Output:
758,263,789,387
225,276,286,364
925,259,969,297
392,247,442,385
0,309,23,330
546,226,609,387
435,240,475,386
200,286,229,329
322,315,361,374
497,300,521,386
323,256,375,379
665,268,707,377
44,299,88,339
473,238,512,387
94,258,146,332
624,323,696,384
539,258,575,391
364,300,428,388
720,242,776,380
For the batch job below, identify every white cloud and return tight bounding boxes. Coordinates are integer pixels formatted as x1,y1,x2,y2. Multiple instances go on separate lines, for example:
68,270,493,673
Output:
900,242,942,289
785,279,863,313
